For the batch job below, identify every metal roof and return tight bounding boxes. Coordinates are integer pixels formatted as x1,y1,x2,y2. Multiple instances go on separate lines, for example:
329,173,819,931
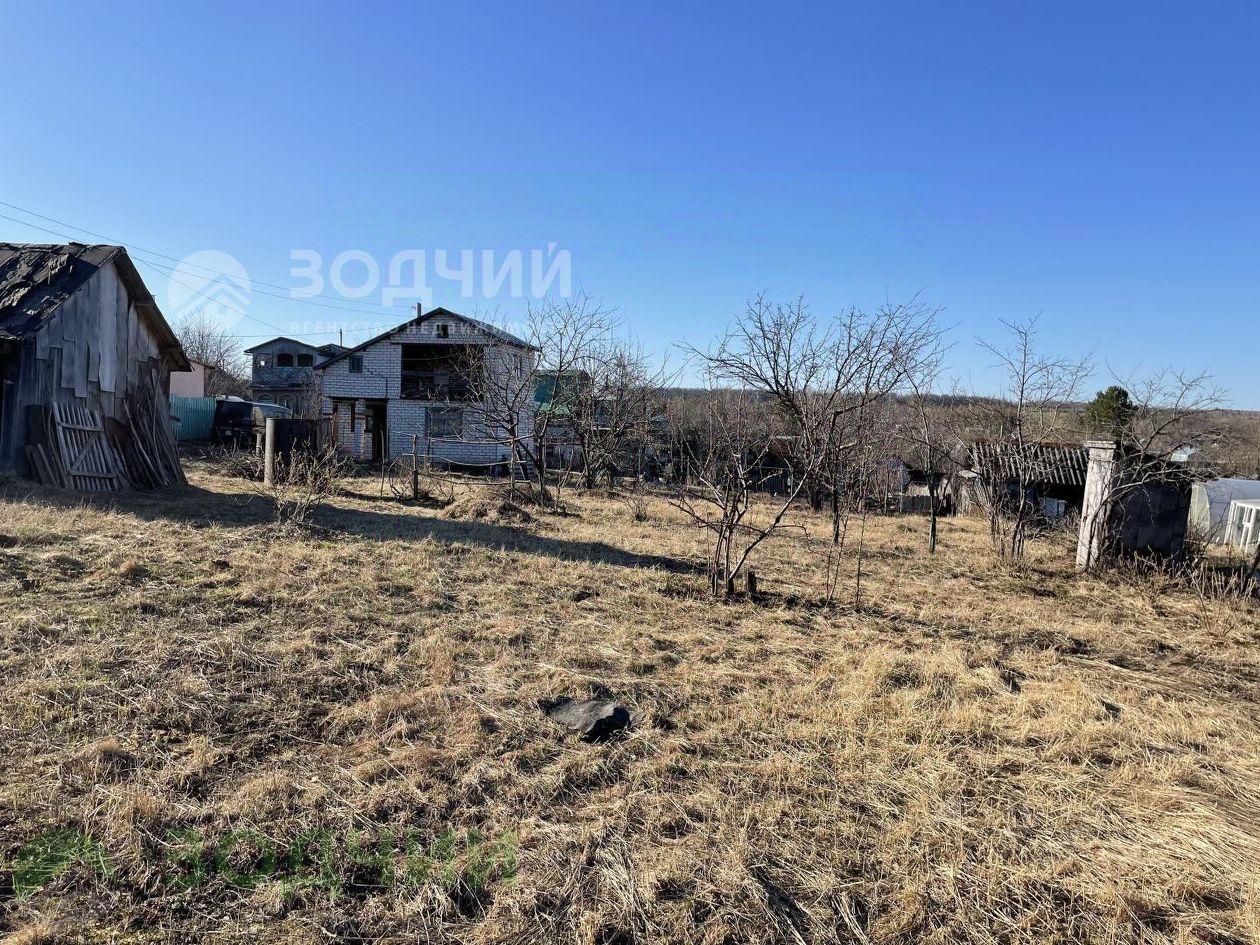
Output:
243,336,349,355
968,441,1089,487
317,307,536,368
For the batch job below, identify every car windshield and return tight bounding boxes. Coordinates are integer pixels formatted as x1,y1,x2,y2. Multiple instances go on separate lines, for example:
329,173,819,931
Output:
252,404,294,420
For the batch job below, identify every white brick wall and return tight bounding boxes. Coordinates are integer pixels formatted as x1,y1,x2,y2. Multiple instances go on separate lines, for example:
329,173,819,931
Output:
317,314,536,467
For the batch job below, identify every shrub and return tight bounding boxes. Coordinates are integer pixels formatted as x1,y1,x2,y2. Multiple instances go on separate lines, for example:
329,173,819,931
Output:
267,445,351,527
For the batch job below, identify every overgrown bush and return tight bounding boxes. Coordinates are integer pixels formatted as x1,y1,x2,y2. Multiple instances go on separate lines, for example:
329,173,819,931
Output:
625,485,651,523
214,446,265,481
267,445,351,527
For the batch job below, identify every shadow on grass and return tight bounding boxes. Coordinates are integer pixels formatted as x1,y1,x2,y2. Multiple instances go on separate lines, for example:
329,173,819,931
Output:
1,481,701,575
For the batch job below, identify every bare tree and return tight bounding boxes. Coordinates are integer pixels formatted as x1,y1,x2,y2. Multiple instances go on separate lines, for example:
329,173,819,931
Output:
470,292,617,504
175,311,249,397
525,293,619,501
263,441,351,527
669,390,789,596
900,350,965,554
457,329,537,501
972,318,1093,560
1077,368,1226,571
674,295,941,597
569,336,671,490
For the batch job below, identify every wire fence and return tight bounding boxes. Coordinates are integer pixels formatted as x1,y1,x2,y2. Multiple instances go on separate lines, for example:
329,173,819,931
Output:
381,430,529,472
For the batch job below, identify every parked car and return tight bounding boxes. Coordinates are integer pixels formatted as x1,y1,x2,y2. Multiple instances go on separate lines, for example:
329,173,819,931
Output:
210,398,294,448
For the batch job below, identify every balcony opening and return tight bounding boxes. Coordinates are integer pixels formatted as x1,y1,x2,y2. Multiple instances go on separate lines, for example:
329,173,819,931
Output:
401,344,480,401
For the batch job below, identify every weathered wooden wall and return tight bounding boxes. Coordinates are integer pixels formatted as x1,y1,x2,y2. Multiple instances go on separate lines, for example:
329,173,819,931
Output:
0,260,173,476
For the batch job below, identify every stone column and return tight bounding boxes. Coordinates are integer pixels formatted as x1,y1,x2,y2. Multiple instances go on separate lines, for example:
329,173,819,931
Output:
1076,439,1118,571
263,418,277,486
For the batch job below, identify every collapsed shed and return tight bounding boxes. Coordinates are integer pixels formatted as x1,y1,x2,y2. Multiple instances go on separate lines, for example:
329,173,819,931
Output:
0,243,189,488
957,441,1089,519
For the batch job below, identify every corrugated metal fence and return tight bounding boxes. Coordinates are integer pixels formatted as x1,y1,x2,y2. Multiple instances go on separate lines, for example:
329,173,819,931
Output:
171,396,216,442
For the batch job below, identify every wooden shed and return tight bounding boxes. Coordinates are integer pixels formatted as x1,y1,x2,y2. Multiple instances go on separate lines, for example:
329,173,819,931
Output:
0,243,190,485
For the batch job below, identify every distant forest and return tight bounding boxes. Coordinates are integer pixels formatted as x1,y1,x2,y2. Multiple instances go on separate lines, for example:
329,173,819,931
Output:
659,388,1260,478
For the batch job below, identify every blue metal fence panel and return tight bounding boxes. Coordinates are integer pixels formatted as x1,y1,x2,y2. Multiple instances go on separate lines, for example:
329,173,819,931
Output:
171,396,216,441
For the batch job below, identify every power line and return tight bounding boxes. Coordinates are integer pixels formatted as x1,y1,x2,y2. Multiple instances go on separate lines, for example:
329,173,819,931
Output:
0,199,413,311
0,211,398,346
0,210,414,319
129,251,408,322
130,257,395,344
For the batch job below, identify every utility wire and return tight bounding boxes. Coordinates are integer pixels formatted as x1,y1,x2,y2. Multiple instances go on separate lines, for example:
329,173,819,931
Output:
131,257,385,342
0,210,414,319
0,199,414,310
131,251,408,321
0,211,396,346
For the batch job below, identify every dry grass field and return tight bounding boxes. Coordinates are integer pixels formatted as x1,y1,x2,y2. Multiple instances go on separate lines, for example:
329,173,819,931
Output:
2,460,1260,944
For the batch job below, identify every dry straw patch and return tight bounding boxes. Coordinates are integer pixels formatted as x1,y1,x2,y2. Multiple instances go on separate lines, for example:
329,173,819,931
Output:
0,465,1258,943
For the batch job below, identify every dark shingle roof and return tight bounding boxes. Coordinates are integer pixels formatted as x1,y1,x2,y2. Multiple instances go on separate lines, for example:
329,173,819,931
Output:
455,312,534,349
0,243,189,369
0,243,121,339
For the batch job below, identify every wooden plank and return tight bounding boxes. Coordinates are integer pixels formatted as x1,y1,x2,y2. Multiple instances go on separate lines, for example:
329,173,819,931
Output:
25,446,51,485
61,339,78,390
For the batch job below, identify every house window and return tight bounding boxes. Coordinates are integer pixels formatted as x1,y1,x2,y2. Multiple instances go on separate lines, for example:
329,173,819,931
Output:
277,353,295,367
435,323,450,338
349,355,364,374
255,354,270,369
297,354,314,367
428,406,462,438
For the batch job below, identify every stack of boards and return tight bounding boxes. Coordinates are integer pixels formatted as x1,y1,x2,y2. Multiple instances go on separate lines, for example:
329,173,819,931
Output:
26,384,185,492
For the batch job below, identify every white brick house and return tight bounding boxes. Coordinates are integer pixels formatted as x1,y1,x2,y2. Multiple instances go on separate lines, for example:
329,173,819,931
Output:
316,308,537,469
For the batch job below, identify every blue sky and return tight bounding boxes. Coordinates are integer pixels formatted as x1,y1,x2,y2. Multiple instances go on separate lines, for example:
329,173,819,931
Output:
3,1,1257,404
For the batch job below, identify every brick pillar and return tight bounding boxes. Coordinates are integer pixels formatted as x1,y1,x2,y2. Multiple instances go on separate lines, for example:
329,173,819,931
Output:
1077,439,1118,571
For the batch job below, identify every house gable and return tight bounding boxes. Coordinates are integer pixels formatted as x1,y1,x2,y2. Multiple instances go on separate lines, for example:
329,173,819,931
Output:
317,308,534,371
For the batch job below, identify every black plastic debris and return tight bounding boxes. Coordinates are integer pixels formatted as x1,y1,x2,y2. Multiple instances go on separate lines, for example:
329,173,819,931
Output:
541,697,636,742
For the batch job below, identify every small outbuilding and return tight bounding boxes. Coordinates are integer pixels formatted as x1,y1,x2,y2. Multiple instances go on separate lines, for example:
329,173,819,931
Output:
0,243,190,486
1189,478,1260,544
1226,499,1260,554
958,441,1089,520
